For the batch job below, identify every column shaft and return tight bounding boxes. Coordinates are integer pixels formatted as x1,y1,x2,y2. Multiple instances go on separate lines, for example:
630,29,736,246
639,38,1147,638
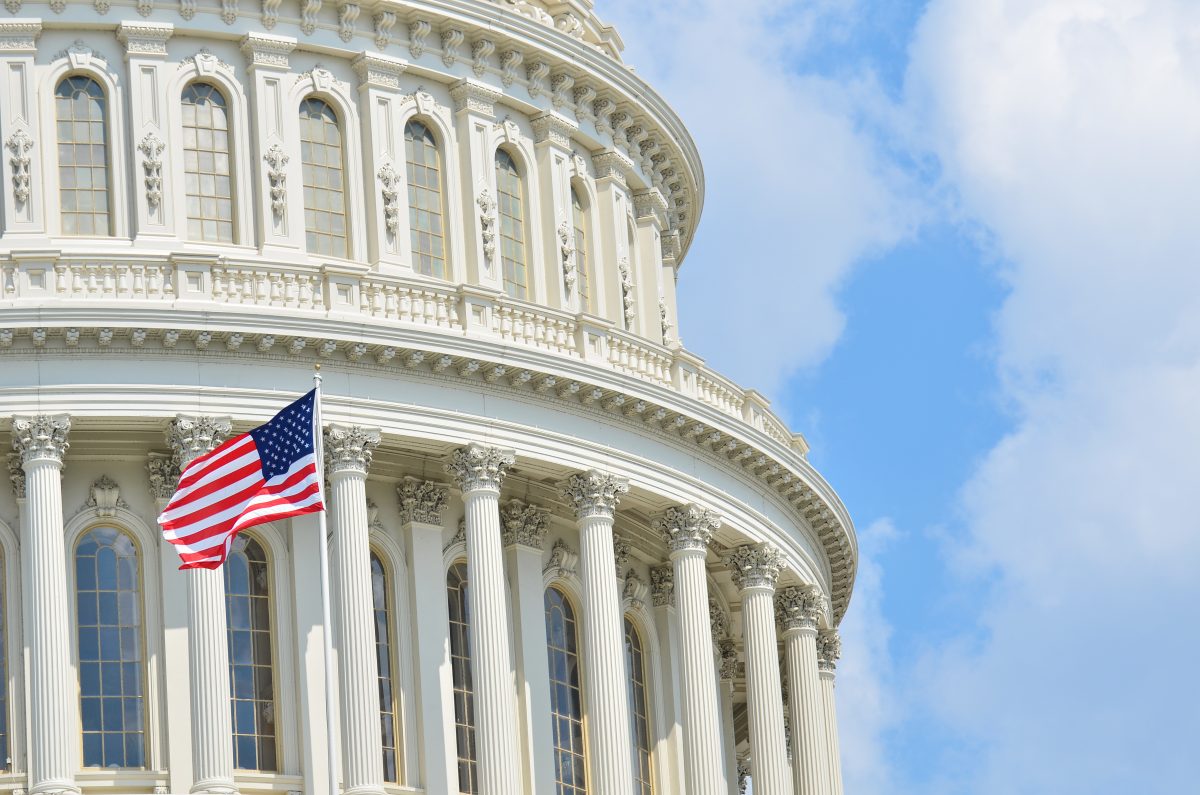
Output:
719,678,739,795
741,587,791,795
673,549,726,795
188,569,237,793
817,631,844,795
783,628,828,795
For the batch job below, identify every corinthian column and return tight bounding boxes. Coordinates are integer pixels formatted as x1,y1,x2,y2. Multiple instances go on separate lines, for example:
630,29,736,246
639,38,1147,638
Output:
777,586,829,795
817,631,844,795
562,470,635,794
325,424,385,795
726,543,790,795
12,415,79,795
168,415,237,795
444,444,520,795
656,504,725,795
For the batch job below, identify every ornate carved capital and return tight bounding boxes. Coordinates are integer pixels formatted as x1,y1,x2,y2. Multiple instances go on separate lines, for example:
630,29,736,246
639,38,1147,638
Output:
12,414,71,465
444,443,514,494
718,637,738,681
775,584,823,632
612,532,631,574
0,21,41,52
562,470,628,520
655,503,720,554
709,597,729,640
323,424,381,475
147,452,178,501
725,543,785,592
352,52,407,89
240,31,296,70
649,564,674,607
167,415,232,469
817,629,841,673
592,149,632,185
500,498,550,549
531,111,576,149
449,78,501,116
632,188,668,220
397,477,447,525
116,20,173,56
7,453,24,498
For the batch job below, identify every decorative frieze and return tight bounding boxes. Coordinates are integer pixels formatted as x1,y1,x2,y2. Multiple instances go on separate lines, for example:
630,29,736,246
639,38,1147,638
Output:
633,189,668,220
445,443,514,493
323,424,381,475
500,498,550,548
592,150,632,185
725,543,785,591
531,111,576,149
656,504,720,554
612,531,631,573
12,414,71,465
562,469,628,520
718,637,738,681
709,596,729,640
622,570,648,609
776,585,823,632
649,565,674,606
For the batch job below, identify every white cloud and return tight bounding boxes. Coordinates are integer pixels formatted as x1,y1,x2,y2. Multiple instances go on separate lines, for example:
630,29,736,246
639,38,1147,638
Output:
901,0,1200,790
600,0,917,401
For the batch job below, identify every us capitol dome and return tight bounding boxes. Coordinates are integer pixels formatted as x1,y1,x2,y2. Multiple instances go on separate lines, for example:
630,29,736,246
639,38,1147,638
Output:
0,1,856,794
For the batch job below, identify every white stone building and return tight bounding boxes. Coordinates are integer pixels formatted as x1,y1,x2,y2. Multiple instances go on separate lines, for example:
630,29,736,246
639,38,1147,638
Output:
0,1,856,794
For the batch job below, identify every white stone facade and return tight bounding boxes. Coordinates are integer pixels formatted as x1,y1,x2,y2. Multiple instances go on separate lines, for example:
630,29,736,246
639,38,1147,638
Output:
0,1,855,793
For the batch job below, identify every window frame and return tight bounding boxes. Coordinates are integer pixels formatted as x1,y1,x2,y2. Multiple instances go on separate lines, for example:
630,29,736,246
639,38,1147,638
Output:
570,182,595,315
544,583,588,795
52,73,115,238
624,614,655,795
298,95,352,260
446,557,478,794
403,117,450,280
369,546,402,784
494,146,532,301
179,80,237,245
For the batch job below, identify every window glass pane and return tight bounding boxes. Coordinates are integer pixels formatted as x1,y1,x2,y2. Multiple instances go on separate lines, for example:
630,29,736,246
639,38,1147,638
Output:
625,618,654,794
76,527,145,767
56,76,109,236
572,187,592,314
546,587,586,795
404,121,447,279
495,150,528,299
300,98,348,259
447,561,477,793
372,552,400,782
225,535,277,771
181,83,234,243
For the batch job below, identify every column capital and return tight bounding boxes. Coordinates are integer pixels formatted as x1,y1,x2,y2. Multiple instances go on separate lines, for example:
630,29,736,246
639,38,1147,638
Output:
649,564,674,607
12,414,71,466
116,21,173,58
146,452,178,501
776,585,823,633
449,77,501,116
500,498,550,549
167,415,232,469
612,532,631,576
0,20,42,53
7,453,24,498
709,597,728,641
397,477,448,525
655,503,720,554
725,543,785,592
562,470,628,520
323,424,381,476
444,443,514,494
817,629,841,673
352,52,408,89
240,31,296,71
531,111,577,148
718,637,738,682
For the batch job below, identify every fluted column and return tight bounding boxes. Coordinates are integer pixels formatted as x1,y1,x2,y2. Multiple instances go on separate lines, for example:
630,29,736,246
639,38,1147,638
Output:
12,415,79,795
717,639,740,795
169,415,238,795
656,504,725,795
325,424,385,795
562,471,636,794
444,444,520,795
726,543,790,795
777,586,829,795
817,631,844,795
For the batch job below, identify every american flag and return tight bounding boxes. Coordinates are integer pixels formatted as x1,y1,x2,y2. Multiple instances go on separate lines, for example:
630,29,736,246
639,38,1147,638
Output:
159,390,325,569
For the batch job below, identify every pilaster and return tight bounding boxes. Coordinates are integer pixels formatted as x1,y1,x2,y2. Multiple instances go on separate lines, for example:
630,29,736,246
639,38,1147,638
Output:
353,52,409,269
591,149,635,327
0,21,43,236
531,111,578,310
449,79,503,288
117,21,175,239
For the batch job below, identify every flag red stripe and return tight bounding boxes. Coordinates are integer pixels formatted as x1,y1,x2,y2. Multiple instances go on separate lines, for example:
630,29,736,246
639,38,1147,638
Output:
170,463,318,550
174,434,255,491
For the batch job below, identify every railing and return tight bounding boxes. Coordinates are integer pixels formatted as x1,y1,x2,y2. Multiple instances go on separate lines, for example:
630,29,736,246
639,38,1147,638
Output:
0,256,807,455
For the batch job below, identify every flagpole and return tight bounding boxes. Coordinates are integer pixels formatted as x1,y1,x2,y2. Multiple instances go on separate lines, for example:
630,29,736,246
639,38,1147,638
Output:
312,364,340,795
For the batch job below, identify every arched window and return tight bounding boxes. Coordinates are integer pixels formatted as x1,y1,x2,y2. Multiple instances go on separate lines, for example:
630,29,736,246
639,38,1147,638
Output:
572,187,593,314
371,551,400,782
545,586,586,794
404,120,447,279
446,561,477,793
76,526,145,767
300,97,348,258
624,617,653,794
182,83,234,243
225,535,277,771
56,76,110,235
0,550,8,771
494,149,528,299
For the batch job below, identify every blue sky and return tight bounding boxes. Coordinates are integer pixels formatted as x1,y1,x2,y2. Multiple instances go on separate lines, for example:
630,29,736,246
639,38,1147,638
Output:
602,1,1200,792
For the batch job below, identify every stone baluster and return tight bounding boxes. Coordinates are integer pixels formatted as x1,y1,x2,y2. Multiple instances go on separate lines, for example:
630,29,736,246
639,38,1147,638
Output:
777,586,829,795
562,470,636,793
817,630,844,795
726,543,790,795
168,415,237,795
656,504,726,795
12,415,78,795
444,444,521,795
325,424,385,795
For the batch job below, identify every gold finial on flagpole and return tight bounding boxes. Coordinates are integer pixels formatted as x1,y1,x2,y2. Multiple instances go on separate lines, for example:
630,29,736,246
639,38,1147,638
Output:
314,362,321,371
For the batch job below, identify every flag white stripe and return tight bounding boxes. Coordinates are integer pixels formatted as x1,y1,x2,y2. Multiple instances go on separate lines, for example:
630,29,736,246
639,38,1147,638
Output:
159,468,264,528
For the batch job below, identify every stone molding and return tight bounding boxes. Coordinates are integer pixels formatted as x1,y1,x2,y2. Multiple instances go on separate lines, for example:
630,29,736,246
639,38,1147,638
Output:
12,414,71,465
352,52,407,89
449,78,501,116
562,469,628,520
444,443,514,494
656,503,720,554
240,31,296,69
0,20,41,52
116,20,173,56
725,543,785,592
396,477,448,525
323,423,381,475
531,111,577,148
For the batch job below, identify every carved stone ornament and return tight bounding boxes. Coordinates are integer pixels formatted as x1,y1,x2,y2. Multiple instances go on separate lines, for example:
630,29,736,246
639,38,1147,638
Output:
709,596,729,640
138,132,165,209
476,187,498,265
300,0,321,35
6,129,33,205
623,570,648,608
444,443,514,493
167,415,231,469
618,257,636,328
655,503,720,554
366,499,384,533
377,160,400,236
7,453,25,498
471,38,494,77
543,538,579,579
718,637,738,681
649,564,674,607
659,299,673,345
323,424,381,475
85,475,129,518
12,414,71,465
397,477,447,525
725,543,785,592
146,452,178,501
264,144,289,218
775,584,823,633
441,27,464,67
444,517,466,551
450,79,501,116
817,629,841,673
408,19,431,59
612,531,631,572
737,758,750,795
500,498,550,549
373,11,396,49
562,470,628,520
500,49,523,87
337,1,359,42
558,220,576,292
